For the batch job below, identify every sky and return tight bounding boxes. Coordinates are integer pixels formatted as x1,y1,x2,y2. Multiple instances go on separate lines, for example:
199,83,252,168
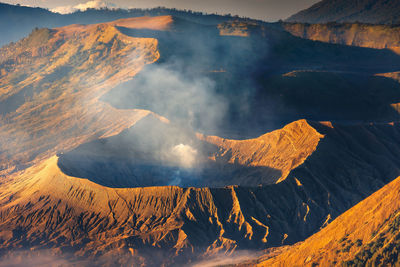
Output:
2,0,320,21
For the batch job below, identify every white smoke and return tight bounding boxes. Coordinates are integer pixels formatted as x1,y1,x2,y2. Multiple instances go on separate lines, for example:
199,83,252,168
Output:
170,143,198,168
104,62,227,135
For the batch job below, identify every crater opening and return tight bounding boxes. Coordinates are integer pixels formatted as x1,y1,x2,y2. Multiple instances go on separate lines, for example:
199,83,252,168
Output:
57,116,282,188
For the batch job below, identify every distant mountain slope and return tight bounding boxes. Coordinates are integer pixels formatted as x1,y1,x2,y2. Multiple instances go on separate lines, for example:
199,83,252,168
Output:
0,2,59,47
282,22,400,54
286,0,400,24
0,2,233,47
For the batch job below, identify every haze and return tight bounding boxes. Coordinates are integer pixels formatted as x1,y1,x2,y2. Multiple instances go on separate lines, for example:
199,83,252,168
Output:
2,0,320,21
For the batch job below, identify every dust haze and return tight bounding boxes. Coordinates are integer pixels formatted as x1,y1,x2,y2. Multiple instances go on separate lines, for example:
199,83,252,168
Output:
191,250,263,267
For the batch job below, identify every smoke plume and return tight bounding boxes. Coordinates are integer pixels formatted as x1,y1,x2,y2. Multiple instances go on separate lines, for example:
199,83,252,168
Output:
169,143,198,168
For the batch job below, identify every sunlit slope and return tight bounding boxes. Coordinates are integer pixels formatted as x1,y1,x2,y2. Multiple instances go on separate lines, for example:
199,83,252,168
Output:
0,17,161,174
108,15,174,30
255,175,400,266
199,119,323,183
2,120,400,265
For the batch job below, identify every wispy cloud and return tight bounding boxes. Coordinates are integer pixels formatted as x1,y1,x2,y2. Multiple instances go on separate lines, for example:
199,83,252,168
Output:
51,0,119,14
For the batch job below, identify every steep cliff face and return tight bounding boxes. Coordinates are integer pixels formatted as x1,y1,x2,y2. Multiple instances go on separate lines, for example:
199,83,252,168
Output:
0,17,162,174
2,120,400,265
283,23,400,54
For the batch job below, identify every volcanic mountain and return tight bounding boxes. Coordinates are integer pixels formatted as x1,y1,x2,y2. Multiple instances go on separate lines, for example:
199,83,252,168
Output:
286,0,400,24
2,116,400,265
2,12,400,267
